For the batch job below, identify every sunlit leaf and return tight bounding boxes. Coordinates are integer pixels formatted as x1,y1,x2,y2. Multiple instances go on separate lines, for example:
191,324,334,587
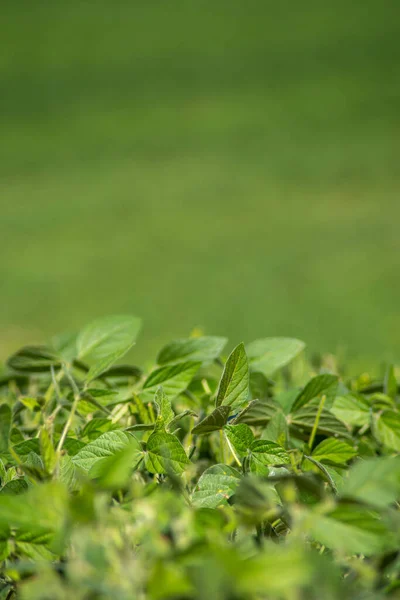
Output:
192,406,230,435
192,464,241,508
246,337,305,376
157,336,227,365
145,432,190,474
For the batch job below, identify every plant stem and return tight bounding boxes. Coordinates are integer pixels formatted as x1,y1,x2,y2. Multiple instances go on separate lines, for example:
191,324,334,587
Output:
56,367,80,454
219,429,225,463
308,394,326,450
225,433,242,467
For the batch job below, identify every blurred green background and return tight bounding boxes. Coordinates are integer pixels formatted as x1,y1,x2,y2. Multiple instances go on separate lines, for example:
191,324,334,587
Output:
1,0,400,367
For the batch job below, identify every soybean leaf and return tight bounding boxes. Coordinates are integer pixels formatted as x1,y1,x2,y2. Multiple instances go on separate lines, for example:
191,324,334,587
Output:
373,410,400,451
168,410,197,432
63,438,86,456
299,503,395,555
192,406,230,435
262,410,288,446
331,394,371,427
0,478,29,495
0,460,6,482
72,431,136,473
191,464,241,508
39,429,57,474
89,442,143,488
215,343,249,410
341,456,400,508
234,475,278,518
233,399,279,427
85,349,136,384
51,332,78,362
249,440,290,474
0,405,11,454
0,482,68,535
13,438,40,457
143,361,201,398
125,423,156,432
290,403,351,439
81,418,119,442
154,386,174,430
77,315,141,363
7,346,61,374
311,439,356,465
384,365,398,400
246,337,305,376
145,432,190,475
303,455,338,493
224,424,254,455
90,364,142,381
59,455,77,490
157,336,227,365
249,372,273,400
291,374,338,412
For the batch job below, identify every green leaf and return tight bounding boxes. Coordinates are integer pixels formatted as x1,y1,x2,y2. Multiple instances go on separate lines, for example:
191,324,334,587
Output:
291,374,338,412
384,364,398,399
262,410,288,446
331,394,371,427
154,386,174,430
249,440,290,474
191,464,241,508
246,337,305,376
59,455,77,490
89,440,143,488
13,438,40,457
63,438,86,456
249,371,273,400
19,396,41,412
81,418,119,442
311,438,356,465
290,404,351,439
77,314,141,363
39,429,57,474
85,349,136,384
0,482,68,536
215,343,249,410
0,478,28,495
0,405,11,454
157,336,227,365
298,503,395,555
373,409,400,451
191,406,230,435
72,431,135,472
167,410,197,432
234,475,278,518
341,456,400,508
51,331,78,362
303,455,338,493
0,460,6,482
6,346,61,373
233,399,279,426
143,361,201,398
224,424,254,455
145,432,190,474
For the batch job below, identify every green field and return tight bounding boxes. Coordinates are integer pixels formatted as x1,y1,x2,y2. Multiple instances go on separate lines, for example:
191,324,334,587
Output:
1,0,400,366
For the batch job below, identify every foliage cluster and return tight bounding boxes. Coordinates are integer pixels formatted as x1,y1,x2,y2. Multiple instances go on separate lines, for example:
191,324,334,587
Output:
0,315,399,599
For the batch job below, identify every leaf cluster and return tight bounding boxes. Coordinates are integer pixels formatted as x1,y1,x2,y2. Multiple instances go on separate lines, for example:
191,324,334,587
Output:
0,317,399,599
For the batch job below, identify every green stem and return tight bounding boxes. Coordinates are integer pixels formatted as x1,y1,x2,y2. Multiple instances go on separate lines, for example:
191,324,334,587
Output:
219,429,225,463
224,433,242,467
56,367,80,454
44,368,64,411
308,394,326,450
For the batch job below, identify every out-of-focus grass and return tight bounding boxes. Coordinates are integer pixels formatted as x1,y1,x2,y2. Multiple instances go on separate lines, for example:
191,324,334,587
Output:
1,0,400,366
